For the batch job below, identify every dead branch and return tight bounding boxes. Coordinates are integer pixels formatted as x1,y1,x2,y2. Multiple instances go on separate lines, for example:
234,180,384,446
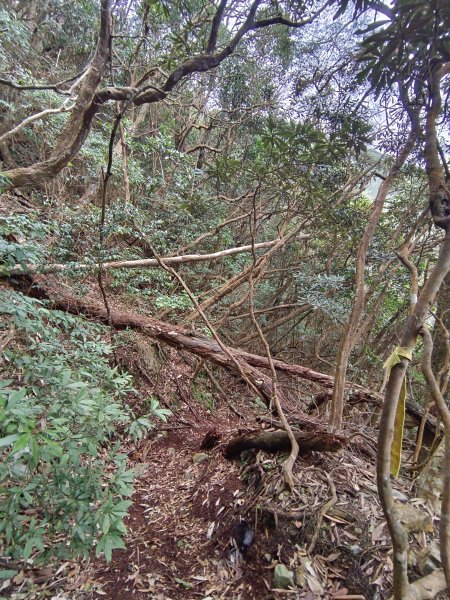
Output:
15,275,381,427
0,103,75,144
307,473,337,554
247,196,299,490
7,238,300,276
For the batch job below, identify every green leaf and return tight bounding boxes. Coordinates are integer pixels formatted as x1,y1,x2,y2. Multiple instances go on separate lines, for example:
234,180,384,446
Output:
96,533,125,562
0,569,18,579
110,500,132,517
356,19,390,34
102,514,110,534
12,432,32,454
0,433,19,448
23,537,35,561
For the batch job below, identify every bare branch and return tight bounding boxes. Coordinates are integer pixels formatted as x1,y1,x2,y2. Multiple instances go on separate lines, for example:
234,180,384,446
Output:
0,69,87,94
206,0,228,53
0,103,75,144
6,238,304,276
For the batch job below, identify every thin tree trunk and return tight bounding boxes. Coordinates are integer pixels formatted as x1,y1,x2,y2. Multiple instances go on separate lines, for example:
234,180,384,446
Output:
330,120,418,431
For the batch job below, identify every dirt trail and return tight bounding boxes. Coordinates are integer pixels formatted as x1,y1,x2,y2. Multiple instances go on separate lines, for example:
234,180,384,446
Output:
91,408,270,600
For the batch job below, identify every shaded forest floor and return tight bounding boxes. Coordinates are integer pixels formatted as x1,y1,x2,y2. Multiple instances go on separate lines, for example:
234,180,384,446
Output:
4,343,441,600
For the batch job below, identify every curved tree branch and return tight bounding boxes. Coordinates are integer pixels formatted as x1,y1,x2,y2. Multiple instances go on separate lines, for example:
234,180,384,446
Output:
1,0,327,191
1,0,113,189
0,103,75,144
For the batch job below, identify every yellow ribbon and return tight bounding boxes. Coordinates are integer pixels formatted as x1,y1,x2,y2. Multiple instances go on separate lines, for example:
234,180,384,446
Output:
383,346,413,477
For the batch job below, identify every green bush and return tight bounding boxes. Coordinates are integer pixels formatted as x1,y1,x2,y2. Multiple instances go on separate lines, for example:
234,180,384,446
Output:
0,290,163,563
0,213,50,274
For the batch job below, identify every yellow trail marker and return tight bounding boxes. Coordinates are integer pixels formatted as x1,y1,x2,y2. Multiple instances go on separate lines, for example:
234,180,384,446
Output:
383,346,413,477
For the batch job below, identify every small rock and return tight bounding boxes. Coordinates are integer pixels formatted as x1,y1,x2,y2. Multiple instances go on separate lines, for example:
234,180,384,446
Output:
295,565,306,587
417,545,441,576
193,452,209,464
394,503,433,533
417,549,438,576
391,488,408,502
264,553,272,563
428,540,441,563
133,462,149,477
274,564,295,589
348,544,363,556
365,483,408,502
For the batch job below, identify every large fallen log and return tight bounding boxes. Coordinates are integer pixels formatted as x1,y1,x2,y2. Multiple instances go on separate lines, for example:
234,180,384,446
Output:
28,277,376,394
17,276,435,433
224,430,346,459
26,277,322,429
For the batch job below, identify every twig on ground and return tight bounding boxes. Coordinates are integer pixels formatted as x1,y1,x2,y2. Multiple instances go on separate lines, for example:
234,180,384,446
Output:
307,472,337,554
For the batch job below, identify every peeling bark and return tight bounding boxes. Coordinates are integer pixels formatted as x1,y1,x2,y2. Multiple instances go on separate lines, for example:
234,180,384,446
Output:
2,0,112,188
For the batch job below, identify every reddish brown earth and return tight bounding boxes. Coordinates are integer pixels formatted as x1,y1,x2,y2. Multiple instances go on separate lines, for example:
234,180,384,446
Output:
91,409,278,600
2,346,438,600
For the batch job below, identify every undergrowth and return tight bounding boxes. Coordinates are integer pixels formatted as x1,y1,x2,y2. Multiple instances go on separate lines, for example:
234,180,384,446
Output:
0,289,168,564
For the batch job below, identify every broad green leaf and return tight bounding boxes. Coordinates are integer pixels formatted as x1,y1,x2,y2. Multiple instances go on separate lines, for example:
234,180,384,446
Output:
0,569,18,579
0,433,19,448
12,432,32,454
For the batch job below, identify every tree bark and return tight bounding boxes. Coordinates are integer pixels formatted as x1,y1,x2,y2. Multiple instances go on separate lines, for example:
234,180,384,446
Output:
20,274,378,419
224,429,346,459
378,233,450,599
2,0,112,189
7,238,294,276
329,118,419,431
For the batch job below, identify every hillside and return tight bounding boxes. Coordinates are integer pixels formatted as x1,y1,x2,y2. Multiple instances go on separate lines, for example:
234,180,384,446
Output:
1,1,450,599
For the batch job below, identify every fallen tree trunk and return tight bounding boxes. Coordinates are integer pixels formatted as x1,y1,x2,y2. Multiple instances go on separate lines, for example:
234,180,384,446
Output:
29,276,374,396
18,277,433,431
224,429,346,459
27,277,322,428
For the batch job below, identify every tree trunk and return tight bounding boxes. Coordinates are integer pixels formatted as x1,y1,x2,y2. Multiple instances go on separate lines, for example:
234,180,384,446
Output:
224,429,346,459
21,274,378,416
329,123,418,431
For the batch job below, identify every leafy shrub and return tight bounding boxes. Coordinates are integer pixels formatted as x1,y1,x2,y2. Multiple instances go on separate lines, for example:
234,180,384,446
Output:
295,272,350,322
0,213,50,274
155,291,192,310
0,290,162,563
